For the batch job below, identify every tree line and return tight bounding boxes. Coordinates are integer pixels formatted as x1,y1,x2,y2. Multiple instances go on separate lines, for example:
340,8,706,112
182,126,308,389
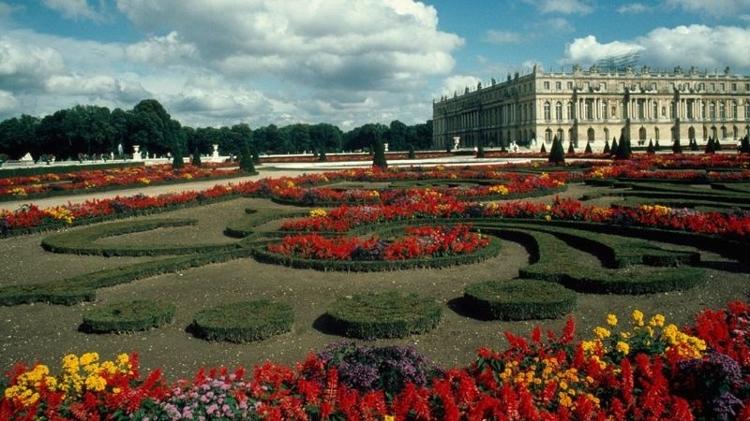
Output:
0,99,433,161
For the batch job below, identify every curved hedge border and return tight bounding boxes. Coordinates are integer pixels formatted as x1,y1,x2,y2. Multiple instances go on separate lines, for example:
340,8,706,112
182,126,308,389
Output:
251,235,501,272
326,291,442,339
224,208,307,238
81,300,175,333
0,161,144,178
190,300,293,343
463,279,576,320
41,218,240,256
476,226,707,294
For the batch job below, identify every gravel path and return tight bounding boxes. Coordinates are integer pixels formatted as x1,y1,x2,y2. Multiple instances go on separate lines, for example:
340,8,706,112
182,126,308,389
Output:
0,168,324,211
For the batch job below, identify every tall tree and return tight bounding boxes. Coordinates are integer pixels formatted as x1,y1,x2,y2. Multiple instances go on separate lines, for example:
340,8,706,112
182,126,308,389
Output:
0,114,39,159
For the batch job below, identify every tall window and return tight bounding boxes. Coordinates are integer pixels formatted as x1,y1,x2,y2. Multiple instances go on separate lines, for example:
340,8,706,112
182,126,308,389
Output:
544,81,550,90
567,102,573,120
670,102,675,119
585,100,593,120
746,101,750,120
602,101,608,120
720,102,726,120
733,101,738,119
652,101,658,120
555,102,562,121
710,102,716,120
687,100,694,120
567,81,573,90
701,101,706,119
556,81,562,90
638,100,645,120
544,102,551,121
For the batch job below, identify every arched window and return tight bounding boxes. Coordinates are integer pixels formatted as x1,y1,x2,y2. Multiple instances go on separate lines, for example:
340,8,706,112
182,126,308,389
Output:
586,101,593,120
710,102,716,120
745,101,750,120
567,102,573,120
721,126,727,139
655,127,660,141
544,102,551,121
545,128,552,143
733,101,738,119
652,101,658,120
602,101,608,119
720,102,726,120
555,102,563,121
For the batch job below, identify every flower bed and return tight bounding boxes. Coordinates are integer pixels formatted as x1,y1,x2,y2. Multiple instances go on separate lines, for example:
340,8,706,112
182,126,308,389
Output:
0,163,247,200
3,302,750,419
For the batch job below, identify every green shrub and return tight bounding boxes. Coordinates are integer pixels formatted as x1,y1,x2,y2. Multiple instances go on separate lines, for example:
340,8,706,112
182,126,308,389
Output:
548,136,565,164
408,144,416,159
646,139,655,154
81,300,175,333
224,208,306,238
464,279,576,320
191,148,202,166
239,139,256,173
373,139,388,169
567,141,575,154
191,300,293,343
740,135,750,153
326,291,441,339
584,141,593,154
672,137,683,154
540,143,547,154
602,139,610,154
41,219,240,256
610,138,618,155
615,133,631,160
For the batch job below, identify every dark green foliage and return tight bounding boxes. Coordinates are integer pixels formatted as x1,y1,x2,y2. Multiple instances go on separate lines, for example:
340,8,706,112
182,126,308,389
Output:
0,162,142,179
318,147,327,162
326,291,441,339
540,143,547,154
81,300,175,333
191,300,293,343
689,138,698,151
715,137,722,151
373,138,388,169
171,142,184,170
476,142,485,158
224,208,307,238
191,148,202,167
408,144,416,159
464,279,576,320
655,139,661,151
567,141,575,154
239,137,256,173
615,133,631,160
646,139,655,154
584,141,593,154
602,139,610,154
610,137,618,155
548,135,565,164
673,137,683,154
705,137,716,154
740,135,750,153
41,219,239,256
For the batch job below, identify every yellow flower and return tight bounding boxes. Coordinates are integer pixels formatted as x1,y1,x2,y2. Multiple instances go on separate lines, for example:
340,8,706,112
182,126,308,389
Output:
606,314,618,326
309,208,327,218
544,215,552,222
79,352,99,366
616,341,630,355
84,374,106,392
384,416,395,421
593,326,611,339
489,184,510,195
631,310,644,326
650,314,665,327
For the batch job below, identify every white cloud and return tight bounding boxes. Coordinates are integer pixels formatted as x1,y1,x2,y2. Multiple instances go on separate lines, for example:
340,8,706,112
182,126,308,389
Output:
524,0,593,14
617,3,651,13
42,0,103,21
0,36,66,91
126,31,198,65
485,30,524,44
0,90,17,113
438,75,482,97
115,0,462,91
562,35,644,64
562,25,750,70
665,0,750,17
541,17,575,32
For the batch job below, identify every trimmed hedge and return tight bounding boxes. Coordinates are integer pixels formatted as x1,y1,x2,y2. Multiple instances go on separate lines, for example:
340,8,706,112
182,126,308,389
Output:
476,226,707,294
0,247,255,306
190,300,293,343
81,300,175,333
0,161,144,178
326,291,442,339
464,279,576,320
41,218,241,256
251,235,502,272
224,208,307,238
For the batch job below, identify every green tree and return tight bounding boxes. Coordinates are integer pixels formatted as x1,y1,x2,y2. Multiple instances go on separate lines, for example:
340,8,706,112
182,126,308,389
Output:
740,135,750,153
408,144,416,159
704,137,715,154
567,140,575,154
602,139,610,154
239,136,256,173
548,135,565,164
615,132,631,160
584,141,593,154
610,137,618,156
0,114,40,159
191,148,202,166
646,139,655,154
672,136,683,154
388,120,409,151
540,143,547,154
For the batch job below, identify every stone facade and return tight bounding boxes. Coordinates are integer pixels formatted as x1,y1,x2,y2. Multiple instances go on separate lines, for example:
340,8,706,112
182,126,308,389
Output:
432,65,750,149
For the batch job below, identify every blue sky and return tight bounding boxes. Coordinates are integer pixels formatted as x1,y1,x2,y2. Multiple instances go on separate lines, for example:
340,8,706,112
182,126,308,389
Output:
1,0,749,128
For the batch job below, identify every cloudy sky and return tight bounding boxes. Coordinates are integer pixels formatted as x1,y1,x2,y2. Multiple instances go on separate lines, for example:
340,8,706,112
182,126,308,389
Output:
1,0,749,129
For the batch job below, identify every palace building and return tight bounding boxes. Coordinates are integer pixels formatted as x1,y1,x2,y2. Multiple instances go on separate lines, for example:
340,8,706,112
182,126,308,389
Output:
432,65,750,149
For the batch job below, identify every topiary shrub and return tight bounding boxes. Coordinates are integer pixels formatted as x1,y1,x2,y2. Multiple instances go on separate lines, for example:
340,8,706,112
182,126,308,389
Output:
408,144,416,159
540,143,547,154
615,133,631,160
326,291,441,339
740,135,750,153
476,142,485,158
705,137,715,154
172,144,184,170
655,139,661,151
463,279,576,320
317,342,440,395
373,139,388,169
646,139,655,154
602,139,610,154
239,139,256,173
673,137,683,154
191,300,293,343
610,137,618,156
548,135,565,165
567,140,575,154
584,141,592,154
81,300,175,333
191,148,202,167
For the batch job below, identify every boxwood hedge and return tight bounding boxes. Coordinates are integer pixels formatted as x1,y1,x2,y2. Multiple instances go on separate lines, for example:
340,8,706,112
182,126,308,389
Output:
326,291,442,339
464,279,576,320
190,300,293,343
81,300,175,333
